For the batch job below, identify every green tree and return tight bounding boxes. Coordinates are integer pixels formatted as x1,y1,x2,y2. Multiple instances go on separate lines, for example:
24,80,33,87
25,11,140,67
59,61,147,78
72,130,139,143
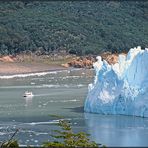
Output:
0,129,19,148
43,119,101,148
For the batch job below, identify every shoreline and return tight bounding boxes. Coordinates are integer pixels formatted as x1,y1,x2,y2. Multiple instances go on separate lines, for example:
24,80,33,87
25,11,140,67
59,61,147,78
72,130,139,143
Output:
0,61,68,76
0,51,122,76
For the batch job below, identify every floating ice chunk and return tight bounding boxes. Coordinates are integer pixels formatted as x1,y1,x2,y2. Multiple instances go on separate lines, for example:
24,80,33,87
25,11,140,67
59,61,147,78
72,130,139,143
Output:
84,46,148,117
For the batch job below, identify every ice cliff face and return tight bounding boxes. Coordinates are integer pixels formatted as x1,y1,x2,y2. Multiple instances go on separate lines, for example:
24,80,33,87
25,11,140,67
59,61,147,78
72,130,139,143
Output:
84,46,148,117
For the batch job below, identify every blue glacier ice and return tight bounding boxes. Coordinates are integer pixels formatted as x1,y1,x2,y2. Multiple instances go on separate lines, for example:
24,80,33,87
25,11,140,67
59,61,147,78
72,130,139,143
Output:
84,46,148,117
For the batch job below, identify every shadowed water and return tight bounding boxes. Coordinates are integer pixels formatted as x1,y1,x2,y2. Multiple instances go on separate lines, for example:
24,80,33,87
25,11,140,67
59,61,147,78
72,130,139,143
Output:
0,69,148,146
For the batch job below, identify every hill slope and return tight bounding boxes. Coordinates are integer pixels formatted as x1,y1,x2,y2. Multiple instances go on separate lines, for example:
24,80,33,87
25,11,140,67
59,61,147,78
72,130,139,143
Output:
0,1,148,55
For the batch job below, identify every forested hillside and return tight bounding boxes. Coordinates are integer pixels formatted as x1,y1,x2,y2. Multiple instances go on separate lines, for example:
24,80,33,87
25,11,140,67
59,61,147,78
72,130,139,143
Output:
0,1,148,55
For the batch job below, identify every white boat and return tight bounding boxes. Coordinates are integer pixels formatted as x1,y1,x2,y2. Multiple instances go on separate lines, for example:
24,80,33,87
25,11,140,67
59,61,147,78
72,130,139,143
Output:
23,91,34,97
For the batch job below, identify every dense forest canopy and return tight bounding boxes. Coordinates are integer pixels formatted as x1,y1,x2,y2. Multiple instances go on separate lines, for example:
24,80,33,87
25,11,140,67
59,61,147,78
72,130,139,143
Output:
0,1,148,55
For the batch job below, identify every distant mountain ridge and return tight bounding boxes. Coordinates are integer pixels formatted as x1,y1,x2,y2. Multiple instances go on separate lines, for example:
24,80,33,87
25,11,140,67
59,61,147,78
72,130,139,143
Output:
0,1,147,55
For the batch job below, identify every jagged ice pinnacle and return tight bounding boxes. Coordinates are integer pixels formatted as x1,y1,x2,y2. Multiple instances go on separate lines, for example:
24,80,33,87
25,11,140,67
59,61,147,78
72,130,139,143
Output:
84,46,148,117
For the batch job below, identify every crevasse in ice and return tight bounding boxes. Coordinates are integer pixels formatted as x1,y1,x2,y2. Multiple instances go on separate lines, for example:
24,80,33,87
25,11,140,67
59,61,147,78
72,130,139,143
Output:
84,46,148,117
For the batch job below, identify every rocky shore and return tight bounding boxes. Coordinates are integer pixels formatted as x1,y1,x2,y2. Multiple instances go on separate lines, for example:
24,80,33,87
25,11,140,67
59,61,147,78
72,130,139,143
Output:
62,56,96,69
62,52,126,68
0,52,126,75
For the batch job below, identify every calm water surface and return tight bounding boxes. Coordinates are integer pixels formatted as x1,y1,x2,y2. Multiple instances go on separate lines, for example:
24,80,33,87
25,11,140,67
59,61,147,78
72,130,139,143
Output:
0,69,148,147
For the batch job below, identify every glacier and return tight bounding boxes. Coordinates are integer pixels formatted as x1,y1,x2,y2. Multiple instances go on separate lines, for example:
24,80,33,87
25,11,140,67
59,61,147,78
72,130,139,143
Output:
84,46,148,117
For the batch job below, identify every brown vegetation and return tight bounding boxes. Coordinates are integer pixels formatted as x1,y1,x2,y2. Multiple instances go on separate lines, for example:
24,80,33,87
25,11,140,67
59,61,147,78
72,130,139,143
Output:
100,52,118,65
0,55,16,62
62,52,127,68
62,56,96,69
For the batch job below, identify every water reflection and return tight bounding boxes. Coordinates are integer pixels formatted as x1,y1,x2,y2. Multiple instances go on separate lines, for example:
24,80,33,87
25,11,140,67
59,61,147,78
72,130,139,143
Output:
24,96,33,107
84,113,148,147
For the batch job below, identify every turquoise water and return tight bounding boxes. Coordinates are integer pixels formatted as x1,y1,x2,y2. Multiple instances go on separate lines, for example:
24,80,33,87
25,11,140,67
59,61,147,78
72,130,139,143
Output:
0,69,148,147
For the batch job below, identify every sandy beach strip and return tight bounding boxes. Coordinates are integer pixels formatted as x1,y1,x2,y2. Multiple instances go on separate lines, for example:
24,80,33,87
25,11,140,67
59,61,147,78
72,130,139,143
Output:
0,62,67,75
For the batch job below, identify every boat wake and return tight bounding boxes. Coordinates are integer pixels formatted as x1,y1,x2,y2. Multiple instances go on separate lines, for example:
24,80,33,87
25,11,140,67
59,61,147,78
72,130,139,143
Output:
34,93,52,97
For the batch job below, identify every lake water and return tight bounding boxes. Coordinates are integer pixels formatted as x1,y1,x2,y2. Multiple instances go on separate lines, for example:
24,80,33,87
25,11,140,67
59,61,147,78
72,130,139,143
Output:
0,69,148,147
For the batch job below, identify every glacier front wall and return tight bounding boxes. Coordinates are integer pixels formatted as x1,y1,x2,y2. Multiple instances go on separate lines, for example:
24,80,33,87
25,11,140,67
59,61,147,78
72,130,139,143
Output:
84,47,148,117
